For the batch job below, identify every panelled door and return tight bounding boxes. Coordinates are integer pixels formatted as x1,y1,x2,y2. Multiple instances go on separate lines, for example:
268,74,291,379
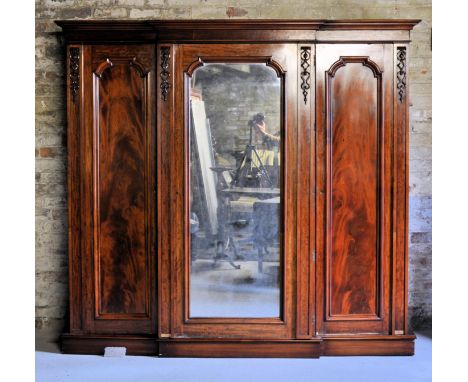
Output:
315,44,394,335
158,43,315,339
79,45,157,334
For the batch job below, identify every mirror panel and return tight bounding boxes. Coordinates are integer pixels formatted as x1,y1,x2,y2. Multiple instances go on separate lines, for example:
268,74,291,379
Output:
188,63,282,318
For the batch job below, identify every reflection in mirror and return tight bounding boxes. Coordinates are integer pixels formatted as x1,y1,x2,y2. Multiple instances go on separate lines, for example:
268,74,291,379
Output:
189,63,282,318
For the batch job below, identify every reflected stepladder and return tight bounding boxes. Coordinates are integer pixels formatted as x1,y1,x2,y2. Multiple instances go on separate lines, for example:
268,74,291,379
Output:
188,63,283,318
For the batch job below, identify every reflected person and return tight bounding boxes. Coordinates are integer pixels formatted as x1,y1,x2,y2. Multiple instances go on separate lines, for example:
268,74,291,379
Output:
249,113,280,187
251,113,280,149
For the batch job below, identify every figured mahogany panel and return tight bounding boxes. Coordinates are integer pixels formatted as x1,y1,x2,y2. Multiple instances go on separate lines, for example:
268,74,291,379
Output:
92,49,152,319
315,44,393,336
327,60,381,318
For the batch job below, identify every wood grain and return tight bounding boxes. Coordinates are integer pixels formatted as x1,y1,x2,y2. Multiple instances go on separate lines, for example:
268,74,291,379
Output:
55,19,420,43
66,44,83,333
61,334,158,355
322,334,415,356
315,44,393,336
167,43,298,339
159,339,322,358
78,45,157,334
59,20,417,356
393,44,410,335
95,61,148,316
328,61,380,317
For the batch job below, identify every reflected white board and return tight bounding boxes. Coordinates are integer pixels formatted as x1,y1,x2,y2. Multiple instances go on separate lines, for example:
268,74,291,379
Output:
190,98,218,235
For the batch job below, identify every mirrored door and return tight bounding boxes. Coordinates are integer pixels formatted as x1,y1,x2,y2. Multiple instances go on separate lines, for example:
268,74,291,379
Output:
188,62,282,319
160,43,309,339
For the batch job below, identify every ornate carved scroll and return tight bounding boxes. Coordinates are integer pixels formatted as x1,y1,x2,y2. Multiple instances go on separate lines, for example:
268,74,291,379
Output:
69,47,80,102
396,47,406,103
300,47,311,104
160,47,170,102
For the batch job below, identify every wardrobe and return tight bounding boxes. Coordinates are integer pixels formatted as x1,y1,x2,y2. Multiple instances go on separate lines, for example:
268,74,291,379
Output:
56,19,419,357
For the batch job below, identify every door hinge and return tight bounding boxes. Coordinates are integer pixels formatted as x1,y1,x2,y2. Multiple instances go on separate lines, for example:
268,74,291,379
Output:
312,250,316,262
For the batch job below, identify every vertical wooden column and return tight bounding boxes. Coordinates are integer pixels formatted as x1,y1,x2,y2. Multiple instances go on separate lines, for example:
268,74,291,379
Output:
67,44,83,334
392,43,410,335
296,44,316,339
157,44,175,339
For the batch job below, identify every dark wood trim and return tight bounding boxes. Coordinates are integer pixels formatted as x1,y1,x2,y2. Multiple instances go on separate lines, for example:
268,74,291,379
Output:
320,20,419,30
393,43,411,335
156,43,174,338
185,56,286,77
61,335,414,357
56,19,421,31
55,20,157,43
61,334,158,355
55,19,420,43
321,335,415,356
66,44,83,333
159,339,322,358
296,43,315,339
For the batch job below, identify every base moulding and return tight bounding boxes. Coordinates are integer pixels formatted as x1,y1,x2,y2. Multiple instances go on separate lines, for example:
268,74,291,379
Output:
61,334,415,357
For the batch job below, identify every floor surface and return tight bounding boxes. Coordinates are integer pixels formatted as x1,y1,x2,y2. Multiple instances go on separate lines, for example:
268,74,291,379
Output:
36,331,431,382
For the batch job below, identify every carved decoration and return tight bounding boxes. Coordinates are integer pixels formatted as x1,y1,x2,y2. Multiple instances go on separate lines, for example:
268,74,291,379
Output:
69,47,80,102
94,57,148,78
186,57,204,77
186,56,285,77
300,47,311,104
328,56,383,78
94,57,149,79
128,57,150,78
94,58,113,78
396,47,407,103
265,58,286,77
160,47,170,102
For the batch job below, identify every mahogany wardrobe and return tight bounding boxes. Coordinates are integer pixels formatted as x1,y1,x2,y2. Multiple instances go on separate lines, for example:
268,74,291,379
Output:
56,19,419,358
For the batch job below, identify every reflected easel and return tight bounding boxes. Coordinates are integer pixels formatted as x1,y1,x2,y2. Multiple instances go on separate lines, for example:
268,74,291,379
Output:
215,113,281,272
231,113,274,189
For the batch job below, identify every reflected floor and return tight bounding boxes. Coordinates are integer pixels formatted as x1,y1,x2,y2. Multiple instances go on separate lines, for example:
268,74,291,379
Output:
190,260,280,318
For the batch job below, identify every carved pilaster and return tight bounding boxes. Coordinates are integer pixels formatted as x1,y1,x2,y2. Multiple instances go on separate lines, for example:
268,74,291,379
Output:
300,47,311,104
69,47,80,102
396,47,407,103
160,47,170,102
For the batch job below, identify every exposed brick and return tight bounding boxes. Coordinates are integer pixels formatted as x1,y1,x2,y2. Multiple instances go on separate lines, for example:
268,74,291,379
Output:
226,7,249,17
93,8,128,18
38,147,63,158
129,8,161,18
147,0,165,5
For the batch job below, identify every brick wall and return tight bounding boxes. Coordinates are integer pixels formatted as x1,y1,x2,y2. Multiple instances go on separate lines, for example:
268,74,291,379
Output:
196,64,281,154
35,0,432,343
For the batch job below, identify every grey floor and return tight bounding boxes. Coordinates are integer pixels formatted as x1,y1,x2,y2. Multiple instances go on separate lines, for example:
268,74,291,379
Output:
36,331,431,382
190,260,280,318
